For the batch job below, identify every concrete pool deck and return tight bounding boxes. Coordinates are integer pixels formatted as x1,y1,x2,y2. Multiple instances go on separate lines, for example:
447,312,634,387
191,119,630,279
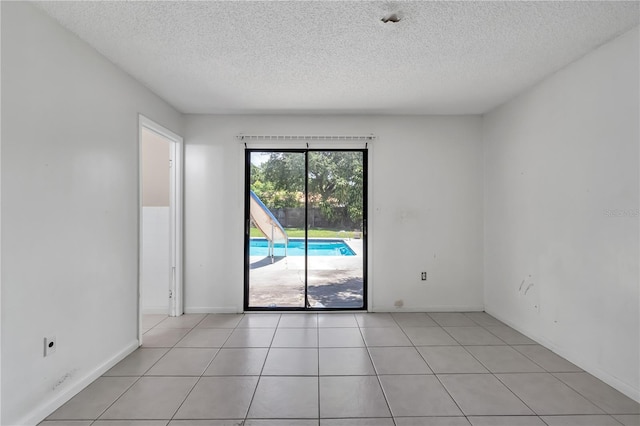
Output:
248,239,364,308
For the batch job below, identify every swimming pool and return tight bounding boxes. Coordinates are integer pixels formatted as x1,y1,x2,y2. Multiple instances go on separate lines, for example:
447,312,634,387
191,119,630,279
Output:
249,238,355,257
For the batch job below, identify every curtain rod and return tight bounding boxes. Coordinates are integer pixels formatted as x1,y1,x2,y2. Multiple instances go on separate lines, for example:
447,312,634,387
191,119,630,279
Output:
237,134,375,141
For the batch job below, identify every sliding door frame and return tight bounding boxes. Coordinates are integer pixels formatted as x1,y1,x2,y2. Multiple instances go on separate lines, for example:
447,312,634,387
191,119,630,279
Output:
244,148,368,312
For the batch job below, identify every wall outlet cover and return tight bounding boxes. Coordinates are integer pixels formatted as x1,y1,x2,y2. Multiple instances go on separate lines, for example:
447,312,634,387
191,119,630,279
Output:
44,336,56,357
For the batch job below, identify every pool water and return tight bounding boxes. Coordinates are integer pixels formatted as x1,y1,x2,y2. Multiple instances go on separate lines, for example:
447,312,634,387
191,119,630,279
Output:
250,238,355,257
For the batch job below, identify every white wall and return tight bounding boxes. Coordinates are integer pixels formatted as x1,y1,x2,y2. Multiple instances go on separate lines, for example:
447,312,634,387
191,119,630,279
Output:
184,115,483,313
1,3,183,425
141,207,170,314
483,27,639,400
142,128,171,207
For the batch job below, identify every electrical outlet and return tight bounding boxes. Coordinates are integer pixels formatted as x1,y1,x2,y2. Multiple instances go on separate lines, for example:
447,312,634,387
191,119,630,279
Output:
421,272,427,281
44,336,56,357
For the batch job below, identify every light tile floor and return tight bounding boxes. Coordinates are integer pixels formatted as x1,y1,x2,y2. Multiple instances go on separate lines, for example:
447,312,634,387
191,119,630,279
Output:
42,312,640,426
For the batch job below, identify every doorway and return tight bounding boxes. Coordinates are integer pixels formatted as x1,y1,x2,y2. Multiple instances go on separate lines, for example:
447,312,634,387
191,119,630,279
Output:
244,149,367,311
138,115,184,340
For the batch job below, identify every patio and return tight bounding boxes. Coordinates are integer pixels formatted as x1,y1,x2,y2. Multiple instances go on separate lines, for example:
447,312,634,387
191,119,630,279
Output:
248,239,364,308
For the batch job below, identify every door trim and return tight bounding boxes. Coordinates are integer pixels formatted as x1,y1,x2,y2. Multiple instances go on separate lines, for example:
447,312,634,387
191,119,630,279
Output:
138,115,184,344
243,148,368,312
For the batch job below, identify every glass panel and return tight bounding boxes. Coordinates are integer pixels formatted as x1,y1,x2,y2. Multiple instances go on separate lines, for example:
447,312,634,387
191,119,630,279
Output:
248,151,306,308
307,151,365,308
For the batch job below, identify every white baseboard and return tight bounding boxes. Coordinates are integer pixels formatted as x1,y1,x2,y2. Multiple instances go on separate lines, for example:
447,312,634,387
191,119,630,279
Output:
20,340,139,426
484,308,640,403
370,305,484,313
185,306,241,314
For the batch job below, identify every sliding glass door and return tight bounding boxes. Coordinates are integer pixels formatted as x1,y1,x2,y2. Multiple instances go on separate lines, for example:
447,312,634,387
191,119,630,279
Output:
245,149,367,310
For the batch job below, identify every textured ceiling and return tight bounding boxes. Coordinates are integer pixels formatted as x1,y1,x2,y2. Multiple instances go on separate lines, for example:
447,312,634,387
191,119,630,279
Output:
35,1,639,115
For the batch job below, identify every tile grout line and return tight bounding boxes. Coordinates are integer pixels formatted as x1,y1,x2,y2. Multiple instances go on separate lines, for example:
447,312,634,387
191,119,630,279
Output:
359,314,398,426
460,314,612,419
510,345,581,373
431,315,543,421
397,313,549,424
143,313,242,423
242,313,282,424
84,313,188,423
154,313,218,423
137,313,201,375
450,346,542,420
183,313,250,423
547,371,627,416
398,315,469,423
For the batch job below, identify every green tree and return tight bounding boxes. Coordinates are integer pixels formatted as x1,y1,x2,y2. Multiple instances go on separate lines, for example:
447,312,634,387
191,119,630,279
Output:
250,151,364,226
308,151,363,225
251,153,304,210
261,153,305,193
